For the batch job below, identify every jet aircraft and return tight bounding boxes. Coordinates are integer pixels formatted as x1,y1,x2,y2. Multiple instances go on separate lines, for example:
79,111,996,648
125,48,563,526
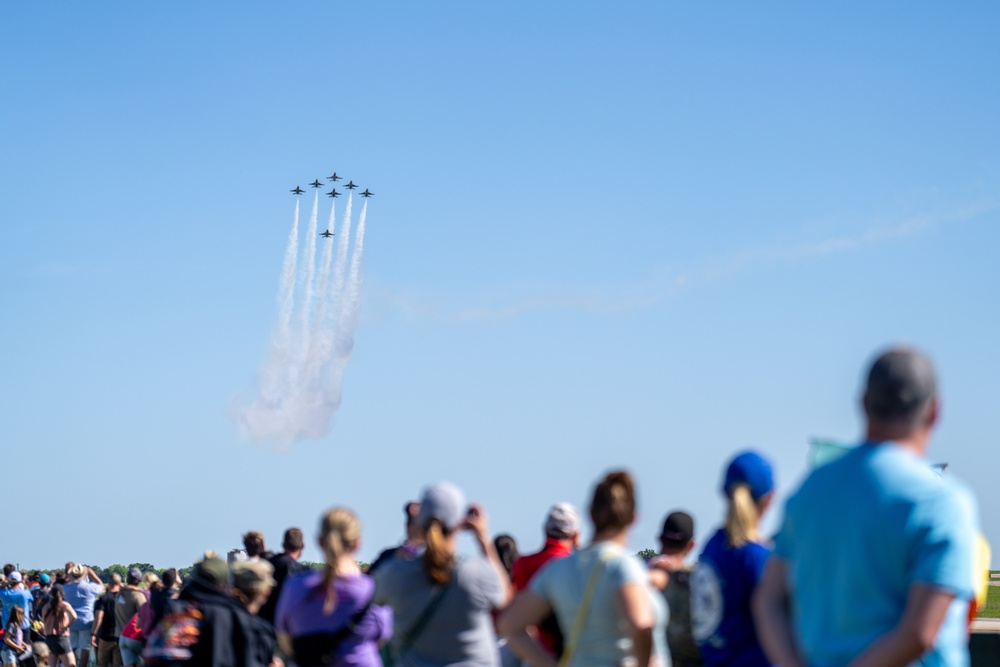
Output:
320,230,334,238
327,172,342,182
344,181,358,190
360,189,373,198
326,189,341,198
310,179,323,188
290,186,305,195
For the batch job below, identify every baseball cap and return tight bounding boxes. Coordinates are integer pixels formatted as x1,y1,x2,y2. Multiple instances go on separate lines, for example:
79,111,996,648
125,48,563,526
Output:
39,573,50,585
418,482,466,532
8,571,22,583
192,552,229,589
660,511,695,547
230,559,275,597
863,348,937,421
544,503,580,539
723,450,774,501
127,568,142,584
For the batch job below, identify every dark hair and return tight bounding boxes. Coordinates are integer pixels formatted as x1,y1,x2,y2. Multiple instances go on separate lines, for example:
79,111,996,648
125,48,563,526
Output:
404,502,420,530
161,569,178,589
282,528,304,552
44,585,65,620
2,564,14,577
243,531,266,558
493,534,518,582
589,470,637,533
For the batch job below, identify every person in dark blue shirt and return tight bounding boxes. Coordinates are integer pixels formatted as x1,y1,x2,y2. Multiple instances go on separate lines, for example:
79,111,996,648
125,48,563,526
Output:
691,451,775,667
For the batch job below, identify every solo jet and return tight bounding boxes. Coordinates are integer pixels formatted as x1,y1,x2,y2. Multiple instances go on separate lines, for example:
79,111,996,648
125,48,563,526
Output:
326,189,341,198
290,186,305,195
360,189,373,198
310,179,323,188
344,181,358,190
327,172,342,182
320,230,334,238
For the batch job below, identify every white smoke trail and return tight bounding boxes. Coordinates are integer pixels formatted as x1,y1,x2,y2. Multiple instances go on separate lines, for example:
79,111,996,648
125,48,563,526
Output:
235,191,369,450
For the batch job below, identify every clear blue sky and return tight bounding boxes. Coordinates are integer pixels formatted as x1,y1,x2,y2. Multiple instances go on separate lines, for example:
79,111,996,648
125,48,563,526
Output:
2,2,999,568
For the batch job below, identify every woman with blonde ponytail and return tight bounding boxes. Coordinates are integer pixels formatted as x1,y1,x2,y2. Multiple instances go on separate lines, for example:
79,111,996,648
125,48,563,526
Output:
691,450,775,667
373,481,512,667
275,507,392,667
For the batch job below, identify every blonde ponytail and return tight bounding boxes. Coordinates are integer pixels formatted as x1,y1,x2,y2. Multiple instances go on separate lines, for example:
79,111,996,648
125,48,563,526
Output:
319,507,361,614
422,519,455,586
724,483,760,548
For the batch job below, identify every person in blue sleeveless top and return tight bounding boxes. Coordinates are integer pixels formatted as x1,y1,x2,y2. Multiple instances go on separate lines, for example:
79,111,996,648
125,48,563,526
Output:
691,451,774,667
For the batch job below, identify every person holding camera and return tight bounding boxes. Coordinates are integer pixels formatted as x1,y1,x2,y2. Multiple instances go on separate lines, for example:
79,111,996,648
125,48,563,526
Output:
373,481,512,667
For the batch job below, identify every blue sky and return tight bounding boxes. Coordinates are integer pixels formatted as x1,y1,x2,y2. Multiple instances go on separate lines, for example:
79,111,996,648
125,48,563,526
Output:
2,3,999,568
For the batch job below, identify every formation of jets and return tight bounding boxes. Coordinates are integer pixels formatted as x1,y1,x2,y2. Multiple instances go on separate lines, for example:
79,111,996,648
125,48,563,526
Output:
289,174,372,201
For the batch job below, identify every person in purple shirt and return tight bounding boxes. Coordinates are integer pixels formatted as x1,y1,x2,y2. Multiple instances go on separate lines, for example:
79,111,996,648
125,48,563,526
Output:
275,507,392,667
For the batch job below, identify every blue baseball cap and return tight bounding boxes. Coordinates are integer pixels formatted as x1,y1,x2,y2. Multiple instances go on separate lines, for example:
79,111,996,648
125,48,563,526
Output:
722,450,774,501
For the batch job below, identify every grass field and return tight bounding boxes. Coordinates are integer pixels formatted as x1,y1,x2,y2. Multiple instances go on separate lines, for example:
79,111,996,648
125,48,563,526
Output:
978,585,1000,619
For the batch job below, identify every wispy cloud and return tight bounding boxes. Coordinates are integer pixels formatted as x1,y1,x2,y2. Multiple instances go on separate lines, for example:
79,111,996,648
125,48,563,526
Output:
374,198,997,324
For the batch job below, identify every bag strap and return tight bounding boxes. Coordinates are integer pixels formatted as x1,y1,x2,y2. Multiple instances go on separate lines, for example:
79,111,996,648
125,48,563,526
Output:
557,547,618,667
398,567,457,656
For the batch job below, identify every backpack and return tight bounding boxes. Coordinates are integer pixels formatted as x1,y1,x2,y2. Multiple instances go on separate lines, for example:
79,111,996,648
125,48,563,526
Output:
141,602,203,666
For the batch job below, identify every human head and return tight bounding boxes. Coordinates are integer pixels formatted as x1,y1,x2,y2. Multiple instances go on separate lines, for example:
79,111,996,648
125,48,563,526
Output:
243,531,266,558
318,508,361,612
862,347,939,445
109,572,123,589
404,501,423,542
32,641,50,663
659,511,696,556
589,470,637,535
544,503,581,542
282,528,304,554
419,482,466,585
2,564,14,578
48,583,64,608
127,568,143,586
192,551,229,590
69,564,86,581
230,560,275,612
161,568,179,589
39,573,50,586
142,572,162,591
493,534,518,582
8,570,23,586
8,605,24,628
721,450,774,548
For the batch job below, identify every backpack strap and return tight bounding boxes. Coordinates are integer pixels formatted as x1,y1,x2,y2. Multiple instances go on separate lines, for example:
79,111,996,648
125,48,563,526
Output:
397,566,458,657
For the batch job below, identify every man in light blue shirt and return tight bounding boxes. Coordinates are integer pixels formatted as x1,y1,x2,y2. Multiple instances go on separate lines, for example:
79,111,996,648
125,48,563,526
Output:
0,571,34,629
754,347,978,667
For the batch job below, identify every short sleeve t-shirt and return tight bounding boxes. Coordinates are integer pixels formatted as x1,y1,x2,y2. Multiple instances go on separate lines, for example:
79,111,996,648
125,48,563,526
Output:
691,530,771,667
0,588,33,629
530,542,667,667
774,442,978,667
373,555,504,667
64,580,105,630
114,588,148,636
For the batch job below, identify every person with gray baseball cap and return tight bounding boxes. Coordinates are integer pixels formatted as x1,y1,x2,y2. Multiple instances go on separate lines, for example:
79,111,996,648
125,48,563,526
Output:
754,347,980,667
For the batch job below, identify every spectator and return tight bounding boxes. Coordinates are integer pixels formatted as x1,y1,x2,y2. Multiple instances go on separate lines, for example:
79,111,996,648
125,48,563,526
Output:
149,568,181,630
259,527,306,625
754,347,979,667
500,472,667,667
509,503,581,660
276,508,391,667
64,564,105,667
2,605,30,667
42,584,78,667
0,571,34,633
230,560,279,667
690,451,774,667
375,482,510,667
492,536,519,583
32,573,52,623
114,570,147,667
368,502,425,576
93,573,122,667
648,511,702,667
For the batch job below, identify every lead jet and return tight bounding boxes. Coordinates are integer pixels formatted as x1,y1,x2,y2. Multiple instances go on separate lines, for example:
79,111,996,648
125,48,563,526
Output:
327,172,342,182
326,189,341,198
320,230,334,238
290,186,305,195
344,181,358,190
360,189,373,198
310,179,323,188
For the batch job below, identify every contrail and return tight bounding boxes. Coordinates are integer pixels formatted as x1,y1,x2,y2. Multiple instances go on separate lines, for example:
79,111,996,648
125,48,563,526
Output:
235,190,370,451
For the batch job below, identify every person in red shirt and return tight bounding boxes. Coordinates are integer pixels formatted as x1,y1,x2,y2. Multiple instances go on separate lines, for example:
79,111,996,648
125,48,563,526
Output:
510,503,581,659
